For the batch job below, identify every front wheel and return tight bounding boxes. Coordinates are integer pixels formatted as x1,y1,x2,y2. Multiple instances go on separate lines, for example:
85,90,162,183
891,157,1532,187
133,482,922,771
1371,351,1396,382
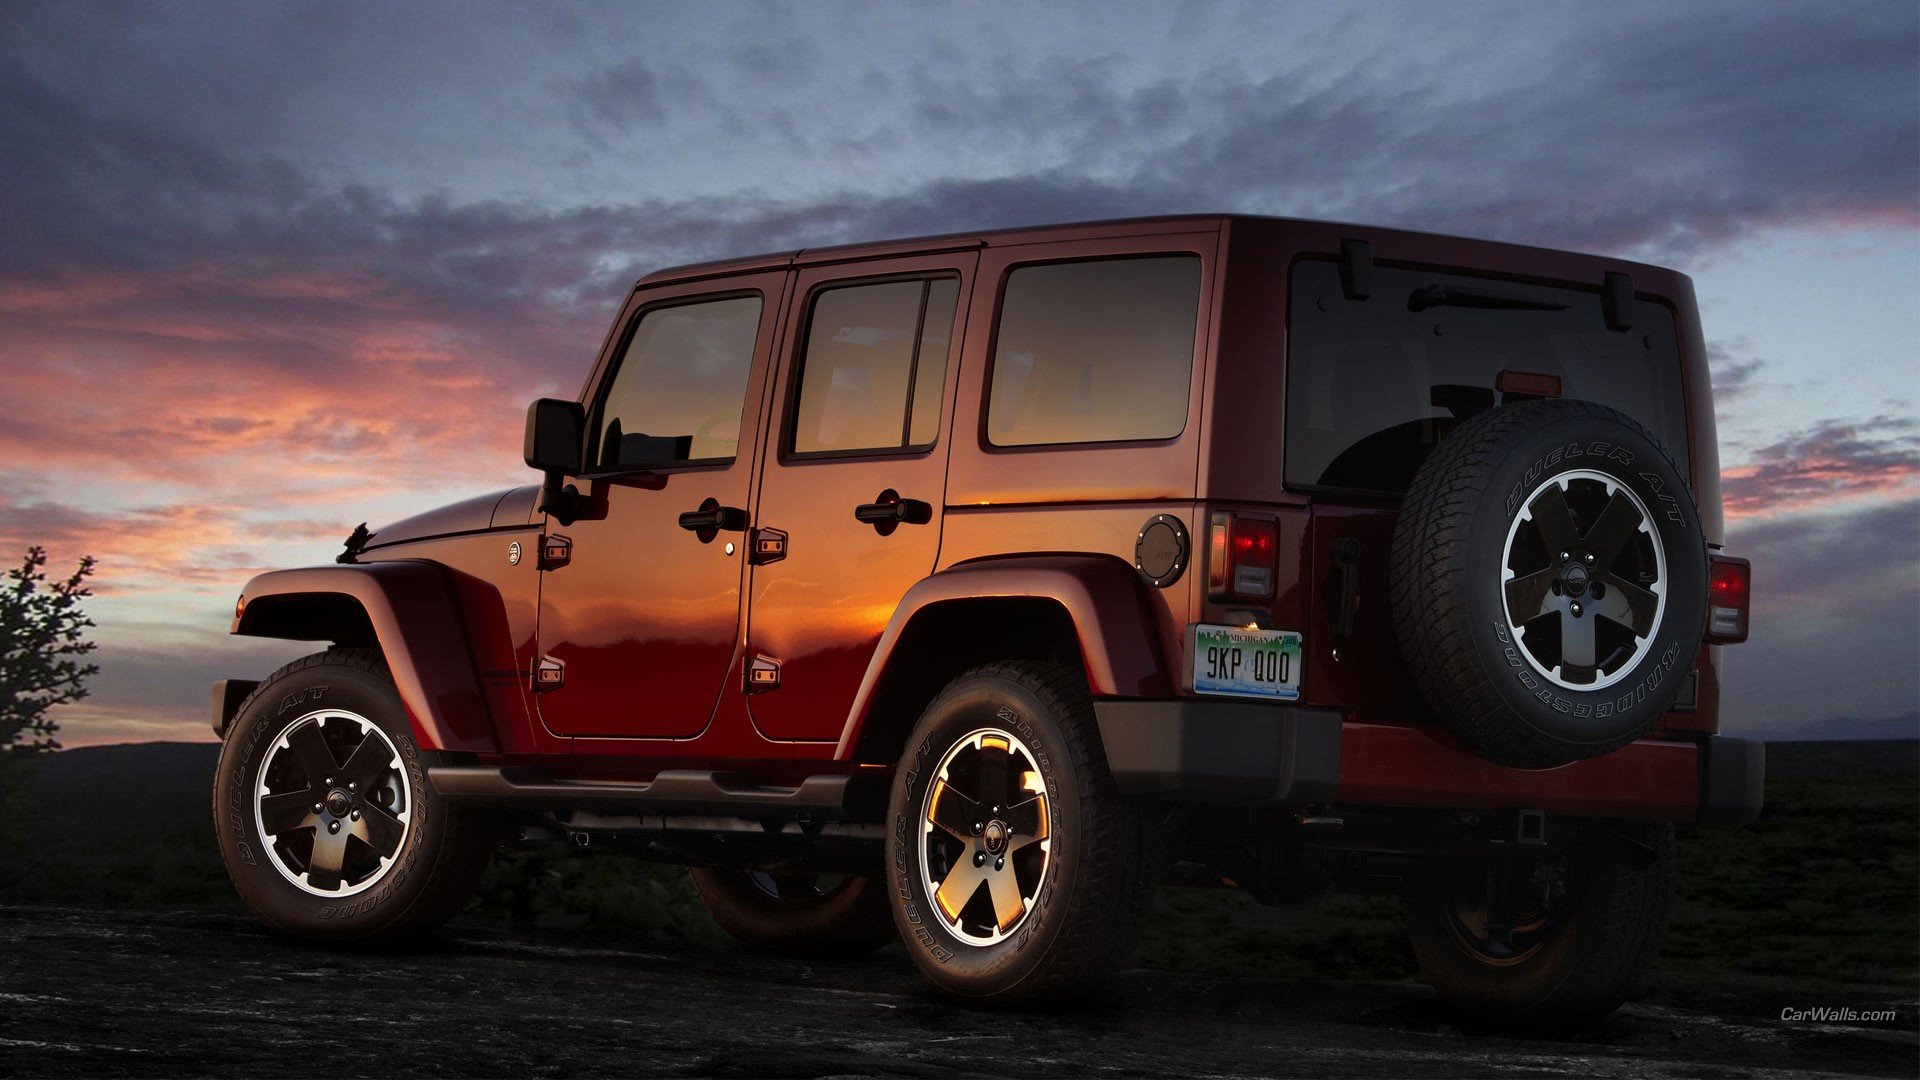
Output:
885,661,1157,1003
1402,822,1676,1028
213,648,497,943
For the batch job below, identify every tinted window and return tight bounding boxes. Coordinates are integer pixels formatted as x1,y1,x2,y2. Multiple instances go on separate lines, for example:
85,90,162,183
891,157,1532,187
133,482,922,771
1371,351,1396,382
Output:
597,295,761,467
1285,260,1689,494
987,256,1200,446
791,277,959,455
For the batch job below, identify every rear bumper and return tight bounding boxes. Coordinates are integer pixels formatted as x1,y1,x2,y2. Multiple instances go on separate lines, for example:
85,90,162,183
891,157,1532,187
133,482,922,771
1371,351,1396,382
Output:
1093,700,1764,826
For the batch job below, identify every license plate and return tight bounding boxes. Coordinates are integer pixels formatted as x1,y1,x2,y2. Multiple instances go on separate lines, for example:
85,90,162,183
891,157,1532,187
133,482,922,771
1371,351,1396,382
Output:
1191,624,1303,701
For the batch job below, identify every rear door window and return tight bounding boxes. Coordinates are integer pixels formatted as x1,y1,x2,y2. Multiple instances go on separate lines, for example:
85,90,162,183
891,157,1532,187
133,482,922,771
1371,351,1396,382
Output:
1285,260,1689,494
987,255,1201,446
789,277,959,455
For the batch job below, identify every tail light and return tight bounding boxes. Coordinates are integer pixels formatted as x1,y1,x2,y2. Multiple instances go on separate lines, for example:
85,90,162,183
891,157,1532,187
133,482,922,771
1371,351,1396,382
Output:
1208,511,1278,600
1705,555,1750,644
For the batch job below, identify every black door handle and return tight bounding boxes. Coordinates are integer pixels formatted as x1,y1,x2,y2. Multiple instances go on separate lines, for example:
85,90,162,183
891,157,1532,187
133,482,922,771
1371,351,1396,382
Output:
678,499,748,536
854,489,932,534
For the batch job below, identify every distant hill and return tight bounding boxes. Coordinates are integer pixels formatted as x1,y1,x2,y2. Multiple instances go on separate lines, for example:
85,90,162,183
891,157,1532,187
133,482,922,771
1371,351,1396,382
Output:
1745,711,1920,743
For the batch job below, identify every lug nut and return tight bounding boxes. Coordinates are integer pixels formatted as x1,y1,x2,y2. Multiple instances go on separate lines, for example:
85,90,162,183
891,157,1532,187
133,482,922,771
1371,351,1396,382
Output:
348,782,357,793
1582,553,1596,566
972,822,983,835
1571,603,1583,617
350,810,361,821
1559,551,1570,563
324,777,333,786
973,851,986,867
312,802,323,814
328,821,340,834
1592,582,1606,598
994,857,1005,871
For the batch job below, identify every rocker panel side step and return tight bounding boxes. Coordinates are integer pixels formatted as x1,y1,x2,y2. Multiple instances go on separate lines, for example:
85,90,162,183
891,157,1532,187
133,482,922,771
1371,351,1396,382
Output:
428,765,884,821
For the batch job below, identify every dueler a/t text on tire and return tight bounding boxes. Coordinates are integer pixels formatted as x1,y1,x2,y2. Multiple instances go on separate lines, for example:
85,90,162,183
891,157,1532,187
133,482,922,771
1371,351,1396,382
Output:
886,661,1157,1003
212,648,497,943
1392,399,1708,768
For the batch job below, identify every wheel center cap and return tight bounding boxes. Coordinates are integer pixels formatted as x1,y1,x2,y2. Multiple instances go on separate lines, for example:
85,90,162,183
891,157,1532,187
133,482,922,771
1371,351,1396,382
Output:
1561,562,1591,597
982,820,1009,857
325,789,354,817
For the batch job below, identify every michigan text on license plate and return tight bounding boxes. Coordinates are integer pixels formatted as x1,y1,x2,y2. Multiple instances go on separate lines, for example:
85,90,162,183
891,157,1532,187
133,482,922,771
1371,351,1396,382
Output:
1191,625,1303,701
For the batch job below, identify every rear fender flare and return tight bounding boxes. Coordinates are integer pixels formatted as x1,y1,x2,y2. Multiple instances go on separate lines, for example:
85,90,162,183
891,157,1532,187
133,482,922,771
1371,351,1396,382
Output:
232,563,496,753
834,555,1171,760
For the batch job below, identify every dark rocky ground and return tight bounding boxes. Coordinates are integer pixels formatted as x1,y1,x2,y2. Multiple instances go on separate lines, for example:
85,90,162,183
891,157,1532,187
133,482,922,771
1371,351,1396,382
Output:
0,740,1914,1078
3,904,1915,1079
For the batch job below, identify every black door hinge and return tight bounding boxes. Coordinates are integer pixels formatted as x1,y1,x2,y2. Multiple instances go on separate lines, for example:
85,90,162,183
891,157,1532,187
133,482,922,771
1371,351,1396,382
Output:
749,527,787,565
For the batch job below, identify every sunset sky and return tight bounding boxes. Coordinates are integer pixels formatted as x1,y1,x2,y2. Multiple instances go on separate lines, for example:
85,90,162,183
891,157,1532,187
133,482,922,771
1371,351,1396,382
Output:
1,1,1915,746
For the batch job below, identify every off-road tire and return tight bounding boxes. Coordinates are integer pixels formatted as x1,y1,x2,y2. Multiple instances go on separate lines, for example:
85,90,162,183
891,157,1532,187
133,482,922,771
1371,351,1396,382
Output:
1392,399,1708,768
885,661,1158,1004
213,648,497,943
688,869,897,955
1402,822,1676,1028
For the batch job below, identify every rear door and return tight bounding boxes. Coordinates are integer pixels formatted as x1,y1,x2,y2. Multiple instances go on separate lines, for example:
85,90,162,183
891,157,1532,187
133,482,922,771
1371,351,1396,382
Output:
743,252,976,741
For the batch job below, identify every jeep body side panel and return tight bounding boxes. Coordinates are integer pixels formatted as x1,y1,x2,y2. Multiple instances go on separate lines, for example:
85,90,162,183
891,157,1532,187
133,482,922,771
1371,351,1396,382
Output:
833,555,1173,760
232,562,497,753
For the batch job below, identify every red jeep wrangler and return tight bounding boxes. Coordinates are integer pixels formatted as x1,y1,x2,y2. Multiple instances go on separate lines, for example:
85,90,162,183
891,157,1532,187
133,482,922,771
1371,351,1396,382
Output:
213,215,1760,1025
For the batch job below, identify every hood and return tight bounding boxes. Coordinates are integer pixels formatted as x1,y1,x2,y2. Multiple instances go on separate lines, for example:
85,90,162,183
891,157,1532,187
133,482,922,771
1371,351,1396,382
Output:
363,487,520,550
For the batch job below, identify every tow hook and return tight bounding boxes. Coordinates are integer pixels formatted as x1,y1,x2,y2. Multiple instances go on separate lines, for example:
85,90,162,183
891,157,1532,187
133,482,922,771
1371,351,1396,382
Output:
1517,808,1547,846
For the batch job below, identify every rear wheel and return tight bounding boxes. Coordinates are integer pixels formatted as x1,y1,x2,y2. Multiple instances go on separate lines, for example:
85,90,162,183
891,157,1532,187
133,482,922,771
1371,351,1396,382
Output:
688,868,896,955
1402,822,1675,1028
885,661,1157,1003
213,649,497,942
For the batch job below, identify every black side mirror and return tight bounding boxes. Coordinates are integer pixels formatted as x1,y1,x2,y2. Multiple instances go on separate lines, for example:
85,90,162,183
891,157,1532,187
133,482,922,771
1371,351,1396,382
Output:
524,398,586,524
524,398,585,474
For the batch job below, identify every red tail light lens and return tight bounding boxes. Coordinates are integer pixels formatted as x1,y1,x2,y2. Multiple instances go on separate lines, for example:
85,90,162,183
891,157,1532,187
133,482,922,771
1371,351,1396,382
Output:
1706,556,1750,644
1209,512,1278,600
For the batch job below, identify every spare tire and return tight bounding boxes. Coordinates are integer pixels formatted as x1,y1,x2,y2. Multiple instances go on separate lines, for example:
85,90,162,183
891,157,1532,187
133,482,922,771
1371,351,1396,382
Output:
1391,399,1707,768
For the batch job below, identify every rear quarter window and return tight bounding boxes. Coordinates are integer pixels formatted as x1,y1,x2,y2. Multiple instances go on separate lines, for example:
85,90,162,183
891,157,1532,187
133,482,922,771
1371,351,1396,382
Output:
987,255,1201,446
1284,260,1689,494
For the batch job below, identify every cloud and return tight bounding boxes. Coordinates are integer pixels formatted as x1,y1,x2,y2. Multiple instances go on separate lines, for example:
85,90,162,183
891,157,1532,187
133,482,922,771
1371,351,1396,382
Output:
1707,339,1766,407
1722,416,1920,518
1722,498,1920,734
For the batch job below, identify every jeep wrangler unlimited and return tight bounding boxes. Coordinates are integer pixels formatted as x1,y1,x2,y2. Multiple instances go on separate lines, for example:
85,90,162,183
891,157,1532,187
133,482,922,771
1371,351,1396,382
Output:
213,215,1760,1025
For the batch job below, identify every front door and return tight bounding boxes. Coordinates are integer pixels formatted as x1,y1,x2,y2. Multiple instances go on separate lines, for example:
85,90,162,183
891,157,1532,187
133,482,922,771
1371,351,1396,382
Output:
744,254,976,741
535,272,788,739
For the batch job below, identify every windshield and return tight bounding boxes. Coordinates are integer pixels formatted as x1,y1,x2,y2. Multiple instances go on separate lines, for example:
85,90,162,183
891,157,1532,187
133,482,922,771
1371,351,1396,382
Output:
1284,259,1689,495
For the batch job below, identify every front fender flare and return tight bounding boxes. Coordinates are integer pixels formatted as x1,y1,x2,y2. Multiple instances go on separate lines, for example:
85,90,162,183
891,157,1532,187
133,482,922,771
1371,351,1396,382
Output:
232,562,496,753
835,555,1171,758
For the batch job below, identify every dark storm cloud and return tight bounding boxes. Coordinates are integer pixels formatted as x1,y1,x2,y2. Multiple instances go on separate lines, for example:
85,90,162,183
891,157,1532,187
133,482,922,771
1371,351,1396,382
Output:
5,4,1916,296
